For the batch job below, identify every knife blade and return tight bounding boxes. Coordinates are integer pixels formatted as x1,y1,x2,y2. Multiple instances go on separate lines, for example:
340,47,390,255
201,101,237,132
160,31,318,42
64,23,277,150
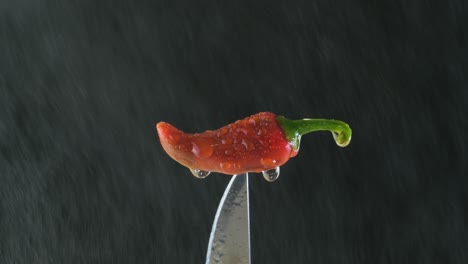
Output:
206,173,250,264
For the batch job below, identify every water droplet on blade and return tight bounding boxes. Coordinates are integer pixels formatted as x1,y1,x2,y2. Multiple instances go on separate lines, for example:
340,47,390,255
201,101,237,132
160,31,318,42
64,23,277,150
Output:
262,167,280,182
190,169,211,178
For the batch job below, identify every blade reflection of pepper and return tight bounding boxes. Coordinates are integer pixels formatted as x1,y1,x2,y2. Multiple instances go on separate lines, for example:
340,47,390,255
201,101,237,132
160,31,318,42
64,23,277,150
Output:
156,112,351,175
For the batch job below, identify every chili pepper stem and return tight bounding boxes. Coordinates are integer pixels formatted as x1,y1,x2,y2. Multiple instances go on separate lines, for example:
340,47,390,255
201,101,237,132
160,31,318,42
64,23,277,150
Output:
276,116,352,151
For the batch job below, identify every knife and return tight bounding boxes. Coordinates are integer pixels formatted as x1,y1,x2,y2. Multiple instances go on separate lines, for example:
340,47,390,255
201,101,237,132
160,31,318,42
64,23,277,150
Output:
205,173,251,264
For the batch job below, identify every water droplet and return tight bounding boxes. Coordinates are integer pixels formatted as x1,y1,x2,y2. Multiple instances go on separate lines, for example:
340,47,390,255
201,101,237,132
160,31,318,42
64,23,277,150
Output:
260,157,277,167
190,169,211,178
248,118,256,125
221,138,233,145
219,162,232,170
224,149,233,155
217,127,228,137
168,134,180,144
236,127,248,135
191,141,214,158
241,138,255,151
262,167,280,182
257,128,267,135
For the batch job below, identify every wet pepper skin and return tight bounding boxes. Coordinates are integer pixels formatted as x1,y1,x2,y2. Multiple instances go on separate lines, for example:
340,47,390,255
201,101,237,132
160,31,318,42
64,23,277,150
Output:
156,112,298,175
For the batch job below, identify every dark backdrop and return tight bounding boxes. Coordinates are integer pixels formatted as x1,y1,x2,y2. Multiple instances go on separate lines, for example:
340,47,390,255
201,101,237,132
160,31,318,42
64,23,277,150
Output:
1,0,467,263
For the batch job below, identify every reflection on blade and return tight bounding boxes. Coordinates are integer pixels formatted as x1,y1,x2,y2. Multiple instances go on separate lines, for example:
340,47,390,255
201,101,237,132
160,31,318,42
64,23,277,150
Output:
206,173,250,264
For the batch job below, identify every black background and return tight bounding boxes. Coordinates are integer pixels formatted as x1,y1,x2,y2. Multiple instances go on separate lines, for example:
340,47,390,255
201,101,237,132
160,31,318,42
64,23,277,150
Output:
1,1,467,263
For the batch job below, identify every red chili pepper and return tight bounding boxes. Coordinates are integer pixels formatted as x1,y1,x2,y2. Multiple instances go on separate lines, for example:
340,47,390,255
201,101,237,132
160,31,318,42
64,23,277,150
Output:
156,112,351,177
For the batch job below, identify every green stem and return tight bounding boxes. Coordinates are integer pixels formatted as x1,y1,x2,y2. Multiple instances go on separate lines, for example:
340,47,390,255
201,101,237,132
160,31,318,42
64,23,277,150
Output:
276,115,352,151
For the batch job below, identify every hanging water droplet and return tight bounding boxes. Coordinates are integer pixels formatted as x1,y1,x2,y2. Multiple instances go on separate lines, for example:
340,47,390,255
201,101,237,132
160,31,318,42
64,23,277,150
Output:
190,169,211,178
262,167,280,182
